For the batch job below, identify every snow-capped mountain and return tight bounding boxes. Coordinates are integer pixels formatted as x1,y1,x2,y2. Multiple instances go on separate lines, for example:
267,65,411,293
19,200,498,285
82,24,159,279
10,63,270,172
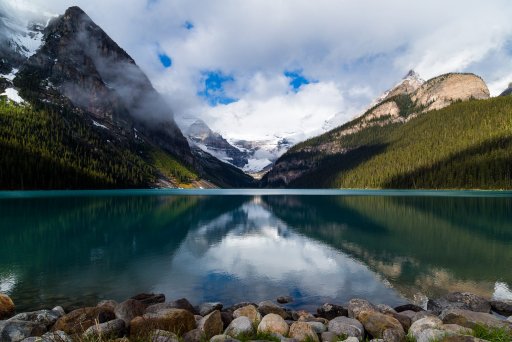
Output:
186,119,250,168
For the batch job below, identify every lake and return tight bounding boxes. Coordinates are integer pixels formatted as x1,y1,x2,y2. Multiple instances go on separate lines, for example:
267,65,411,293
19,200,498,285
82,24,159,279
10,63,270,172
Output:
0,189,511,312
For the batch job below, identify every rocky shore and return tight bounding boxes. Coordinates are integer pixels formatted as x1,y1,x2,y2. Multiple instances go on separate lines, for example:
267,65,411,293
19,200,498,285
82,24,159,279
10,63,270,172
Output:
0,292,511,342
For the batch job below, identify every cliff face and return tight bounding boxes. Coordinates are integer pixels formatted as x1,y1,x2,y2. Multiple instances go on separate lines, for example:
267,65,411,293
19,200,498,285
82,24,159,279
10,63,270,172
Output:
412,73,490,111
263,72,492,187
14,6,193,164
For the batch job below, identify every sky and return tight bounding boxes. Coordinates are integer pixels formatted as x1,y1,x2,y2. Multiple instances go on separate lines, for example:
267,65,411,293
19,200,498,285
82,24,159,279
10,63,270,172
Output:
6,0,512,142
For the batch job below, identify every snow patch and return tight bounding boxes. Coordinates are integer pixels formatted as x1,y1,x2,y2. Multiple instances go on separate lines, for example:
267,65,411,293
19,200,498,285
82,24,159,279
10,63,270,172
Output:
14,29,44,57
1,88,24,103
243,158,272,173
92,120,108,129
1,68,19,81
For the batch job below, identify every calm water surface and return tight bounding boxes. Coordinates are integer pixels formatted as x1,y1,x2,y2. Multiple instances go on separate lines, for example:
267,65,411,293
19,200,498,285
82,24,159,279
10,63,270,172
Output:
0,190,511,312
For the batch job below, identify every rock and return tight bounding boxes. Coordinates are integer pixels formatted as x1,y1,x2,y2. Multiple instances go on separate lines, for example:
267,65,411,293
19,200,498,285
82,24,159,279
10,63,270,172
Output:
347,299,376,319
210,334,241,342
184,328,206,342
412,311,437,323
258,301,288,319
221,311,234,329
306,321,326,334
151,329,180,342
289,322,319,342
20,330,72,342
386,312,411,332
97,299,118,311
357,310,404,341
224,302,256,313
131,293,166,306
0,320,46,342
271,333,299,342
369,340,384,342
200,303,223,317
490,300,512,316
130,308,196,337
412,73,490,112
9,310,61,329
51,307,65,317
258,313,289,336
409,316,443,338
147,299,198,315
83,318,125,338
397,310,416,320
393,304,424,313
341,338,359,342
51,307,115,334
327,316,364,340
277,296,293,304
376,304,396,314
233,305,261,325
440,308,512,330
224,316,254,337
441,324,472,335
195,315,203,325
413,328,448,342
508,316,512,322
0,293,15,319
317,303,348,320
198,310,223,339
115,299,146,324
427,292,491,314
321,331,338,342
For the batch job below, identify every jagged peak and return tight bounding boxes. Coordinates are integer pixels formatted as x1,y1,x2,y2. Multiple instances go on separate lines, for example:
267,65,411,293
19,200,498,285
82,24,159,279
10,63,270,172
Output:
64,6,86,18
403,69,420,79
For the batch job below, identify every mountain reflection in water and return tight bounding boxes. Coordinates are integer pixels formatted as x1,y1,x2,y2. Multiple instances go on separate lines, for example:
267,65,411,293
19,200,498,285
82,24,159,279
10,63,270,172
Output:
0,192,510,311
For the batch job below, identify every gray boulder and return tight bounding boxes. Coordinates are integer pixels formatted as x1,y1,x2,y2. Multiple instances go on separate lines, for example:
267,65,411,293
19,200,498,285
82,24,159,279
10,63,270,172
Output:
347,299,376,319
115,299,145,324
316,303,348,320
9,310,61,329
327,316,364,340
490,300,512,316
200,302,223,317
440,308,512,330
0,320,46,342
83,318,125,338
20,331,72,342
225,316,254,337
427,292,491,314
258,301,288,319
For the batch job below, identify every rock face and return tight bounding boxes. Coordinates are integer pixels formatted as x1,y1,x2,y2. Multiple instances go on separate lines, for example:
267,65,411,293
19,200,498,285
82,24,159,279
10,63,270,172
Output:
257,313,289,335
0,293,15,319
13,6,193,164
130,308,196,336
412,73,490,112
51,307,115,334
499,82,512,96
348,299,376,319
289,322,320,342
428,292,491,314
9,310,62,329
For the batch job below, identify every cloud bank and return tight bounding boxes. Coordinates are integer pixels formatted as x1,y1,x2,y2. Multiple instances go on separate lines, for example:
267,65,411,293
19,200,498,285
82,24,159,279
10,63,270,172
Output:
8,0,512,142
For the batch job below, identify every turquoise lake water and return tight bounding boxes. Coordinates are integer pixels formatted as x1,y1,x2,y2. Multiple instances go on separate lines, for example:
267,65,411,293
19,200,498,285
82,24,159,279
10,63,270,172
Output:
0,189,511,312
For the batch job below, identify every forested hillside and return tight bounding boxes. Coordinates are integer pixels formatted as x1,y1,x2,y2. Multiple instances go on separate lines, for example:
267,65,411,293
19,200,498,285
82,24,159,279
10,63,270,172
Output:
0,99,198,189
273,95,512,189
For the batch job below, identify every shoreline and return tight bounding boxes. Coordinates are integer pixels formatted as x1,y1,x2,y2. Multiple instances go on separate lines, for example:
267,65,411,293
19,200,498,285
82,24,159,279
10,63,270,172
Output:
1,292,511,342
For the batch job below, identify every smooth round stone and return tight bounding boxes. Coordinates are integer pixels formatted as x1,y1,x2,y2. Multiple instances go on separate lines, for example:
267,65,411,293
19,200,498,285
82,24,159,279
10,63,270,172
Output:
115,299,145,324
258,313,289,336
289,322,319,342
233,305,261,325
200,302,223,317
327,316,363,340
225,316,254,337
0,293,15,319
306,321,326,334
321,331,338,342
198,310,224,339
83,318,125,338
277,296,293,304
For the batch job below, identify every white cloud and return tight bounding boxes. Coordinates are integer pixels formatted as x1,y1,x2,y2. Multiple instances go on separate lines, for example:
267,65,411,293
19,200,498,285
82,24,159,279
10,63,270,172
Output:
7,0,512,142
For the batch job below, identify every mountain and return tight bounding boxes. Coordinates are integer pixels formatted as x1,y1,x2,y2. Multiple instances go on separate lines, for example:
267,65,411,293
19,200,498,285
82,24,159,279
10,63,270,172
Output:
261,72,505,189
500,82,512,97
186,119,250,168
0,6,254,189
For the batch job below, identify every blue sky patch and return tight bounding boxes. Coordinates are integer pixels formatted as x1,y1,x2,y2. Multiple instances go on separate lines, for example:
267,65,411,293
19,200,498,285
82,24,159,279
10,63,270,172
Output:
198,70,238,106
184,21,194,30
284,70,311,92
158,53,172,68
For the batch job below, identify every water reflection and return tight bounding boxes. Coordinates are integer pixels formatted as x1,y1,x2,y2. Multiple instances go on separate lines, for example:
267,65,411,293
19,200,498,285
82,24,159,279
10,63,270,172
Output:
0,193,510,312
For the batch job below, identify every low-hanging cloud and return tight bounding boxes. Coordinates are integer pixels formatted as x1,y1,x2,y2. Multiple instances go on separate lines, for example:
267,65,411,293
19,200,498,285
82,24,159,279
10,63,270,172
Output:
7,0,512,142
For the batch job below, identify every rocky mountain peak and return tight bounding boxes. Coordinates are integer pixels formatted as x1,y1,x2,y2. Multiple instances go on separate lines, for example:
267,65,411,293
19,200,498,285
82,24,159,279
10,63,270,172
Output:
500,82,512,96
187,119,214,139
13,6,193,163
